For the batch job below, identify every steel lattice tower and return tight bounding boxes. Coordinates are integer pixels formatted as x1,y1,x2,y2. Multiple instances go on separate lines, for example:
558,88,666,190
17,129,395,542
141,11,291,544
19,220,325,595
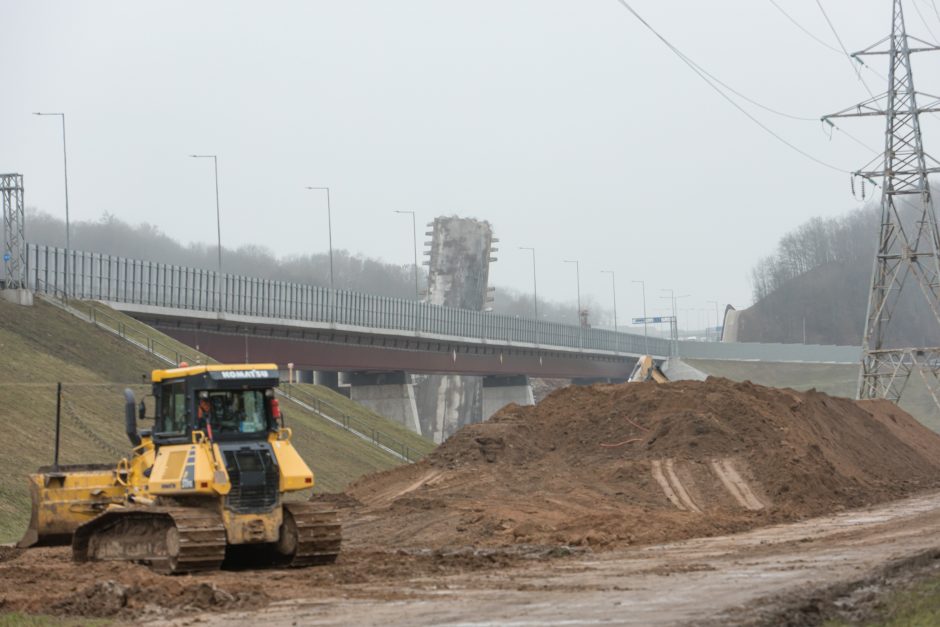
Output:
1,173,26,290
824,0,940,406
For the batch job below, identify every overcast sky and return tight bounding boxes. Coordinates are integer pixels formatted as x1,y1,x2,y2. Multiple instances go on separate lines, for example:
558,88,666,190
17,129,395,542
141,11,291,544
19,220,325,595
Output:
5,0,939,329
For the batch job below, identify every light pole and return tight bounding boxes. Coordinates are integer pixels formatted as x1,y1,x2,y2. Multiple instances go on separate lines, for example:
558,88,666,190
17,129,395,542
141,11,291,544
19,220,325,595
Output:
34,112,71,297
394,210,420,299
660,288,677,356
519,247,538,319
305,187,334,289
189,155,223,274
707,300,722,342
601,270,617,332
660,289,689,356
632,279,648,354
563,259,581,327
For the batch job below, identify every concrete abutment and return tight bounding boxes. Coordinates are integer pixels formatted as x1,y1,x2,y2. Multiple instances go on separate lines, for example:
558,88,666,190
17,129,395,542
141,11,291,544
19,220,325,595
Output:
482,375,534,420
348,371,421,434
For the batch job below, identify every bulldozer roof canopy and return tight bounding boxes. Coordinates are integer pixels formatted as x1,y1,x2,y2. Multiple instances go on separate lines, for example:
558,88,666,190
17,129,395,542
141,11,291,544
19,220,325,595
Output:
152,363,280,383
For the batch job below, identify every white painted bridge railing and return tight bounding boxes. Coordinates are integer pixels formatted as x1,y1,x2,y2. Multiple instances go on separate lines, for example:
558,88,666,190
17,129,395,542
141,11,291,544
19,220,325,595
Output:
25,244,672,357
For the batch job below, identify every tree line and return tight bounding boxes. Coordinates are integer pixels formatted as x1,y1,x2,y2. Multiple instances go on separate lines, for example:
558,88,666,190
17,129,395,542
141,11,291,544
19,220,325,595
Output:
24,210,607,326
750,206,878,302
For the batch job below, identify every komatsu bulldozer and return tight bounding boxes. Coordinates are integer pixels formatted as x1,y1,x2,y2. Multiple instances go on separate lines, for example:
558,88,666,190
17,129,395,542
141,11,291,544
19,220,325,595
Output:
18,364,341,574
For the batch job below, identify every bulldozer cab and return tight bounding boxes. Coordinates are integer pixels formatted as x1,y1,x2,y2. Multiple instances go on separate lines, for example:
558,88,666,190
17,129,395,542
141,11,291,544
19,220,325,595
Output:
151,364,281,445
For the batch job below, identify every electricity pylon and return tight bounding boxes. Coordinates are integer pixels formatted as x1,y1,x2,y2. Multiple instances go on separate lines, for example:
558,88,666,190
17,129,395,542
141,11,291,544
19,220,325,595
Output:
823,0,940,407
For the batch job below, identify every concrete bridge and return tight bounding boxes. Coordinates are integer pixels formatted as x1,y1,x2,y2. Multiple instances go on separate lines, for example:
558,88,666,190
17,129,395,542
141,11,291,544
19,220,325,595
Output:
22,244,862,437
24,245,670,434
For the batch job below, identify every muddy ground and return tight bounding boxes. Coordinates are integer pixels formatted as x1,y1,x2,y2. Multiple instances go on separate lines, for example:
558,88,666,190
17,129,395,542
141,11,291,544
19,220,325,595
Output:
5,378,940,624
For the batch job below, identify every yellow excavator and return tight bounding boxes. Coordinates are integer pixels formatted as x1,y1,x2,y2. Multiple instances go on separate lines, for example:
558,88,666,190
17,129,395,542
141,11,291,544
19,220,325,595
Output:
628,355,669,384
18,363,341,574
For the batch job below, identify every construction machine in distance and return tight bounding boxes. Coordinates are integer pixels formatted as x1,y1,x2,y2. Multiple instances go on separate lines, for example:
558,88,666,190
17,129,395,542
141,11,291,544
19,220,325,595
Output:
18,363,341,574
629,355,669,384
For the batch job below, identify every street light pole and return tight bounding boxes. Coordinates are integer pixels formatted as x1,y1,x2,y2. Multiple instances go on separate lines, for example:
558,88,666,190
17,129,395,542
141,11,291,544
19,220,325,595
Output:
660,289,689,356
601,270,617,332
707,300,721,342
305,187,334,289
564,259,582,349
34,112,71,298
632,279,648,354
563,258,581,325
189,155,223,274
518,247,538,319
394,210,420,299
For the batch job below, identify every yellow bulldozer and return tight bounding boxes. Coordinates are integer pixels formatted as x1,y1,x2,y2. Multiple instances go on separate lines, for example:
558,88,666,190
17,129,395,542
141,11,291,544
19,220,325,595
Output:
18,363,341,574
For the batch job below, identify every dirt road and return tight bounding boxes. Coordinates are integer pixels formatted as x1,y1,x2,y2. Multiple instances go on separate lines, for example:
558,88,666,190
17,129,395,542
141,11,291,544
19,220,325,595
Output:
165,490,940,626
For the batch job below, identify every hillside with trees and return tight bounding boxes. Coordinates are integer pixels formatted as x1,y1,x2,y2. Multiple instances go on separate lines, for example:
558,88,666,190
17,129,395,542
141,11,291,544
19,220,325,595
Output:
741,193,940,347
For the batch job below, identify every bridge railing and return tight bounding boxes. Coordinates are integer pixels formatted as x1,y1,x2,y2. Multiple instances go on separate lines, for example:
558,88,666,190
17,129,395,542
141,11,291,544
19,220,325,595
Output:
25,244,671,357
38,293,426,463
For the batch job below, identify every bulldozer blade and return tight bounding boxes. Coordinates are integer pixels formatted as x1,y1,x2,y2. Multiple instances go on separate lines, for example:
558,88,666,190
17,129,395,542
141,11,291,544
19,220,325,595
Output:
17,465,124,548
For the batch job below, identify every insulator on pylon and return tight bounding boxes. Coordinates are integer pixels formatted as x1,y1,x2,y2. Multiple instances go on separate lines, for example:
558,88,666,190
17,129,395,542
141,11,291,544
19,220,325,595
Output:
861,178,866,200
851,174,856,198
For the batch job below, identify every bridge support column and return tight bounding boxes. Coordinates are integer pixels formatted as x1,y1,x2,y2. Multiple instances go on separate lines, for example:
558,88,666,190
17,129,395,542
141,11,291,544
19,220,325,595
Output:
482,375,534,420
1,288,32,306
313,370,337,387
348,371,420,433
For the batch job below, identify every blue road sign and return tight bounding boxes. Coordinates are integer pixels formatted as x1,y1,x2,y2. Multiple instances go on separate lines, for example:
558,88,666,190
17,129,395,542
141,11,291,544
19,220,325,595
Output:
2,253,9,262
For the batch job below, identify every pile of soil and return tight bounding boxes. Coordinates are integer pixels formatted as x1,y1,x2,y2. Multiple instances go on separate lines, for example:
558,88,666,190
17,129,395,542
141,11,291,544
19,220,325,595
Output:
0,545,524,619
50,579,267,620
342,377,940,550
0,548,270,620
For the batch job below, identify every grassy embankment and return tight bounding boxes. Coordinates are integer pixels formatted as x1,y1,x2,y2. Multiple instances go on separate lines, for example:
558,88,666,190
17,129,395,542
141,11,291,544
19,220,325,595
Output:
67,300,435,459
822,574,940,626
0,298,435,543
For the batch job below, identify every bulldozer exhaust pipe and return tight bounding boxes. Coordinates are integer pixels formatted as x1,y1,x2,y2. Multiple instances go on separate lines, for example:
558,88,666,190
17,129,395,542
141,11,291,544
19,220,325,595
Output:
124,388,141,447
53,382,62,471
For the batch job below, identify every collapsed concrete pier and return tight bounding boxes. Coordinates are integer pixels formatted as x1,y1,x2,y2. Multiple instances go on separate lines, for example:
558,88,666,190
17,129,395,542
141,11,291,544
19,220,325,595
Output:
412,216,533,442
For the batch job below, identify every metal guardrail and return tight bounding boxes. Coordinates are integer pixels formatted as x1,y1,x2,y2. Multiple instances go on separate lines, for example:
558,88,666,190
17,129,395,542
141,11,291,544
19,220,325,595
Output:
279,384,425,463
676,339,861,363
26,244,671,357
42,293,422,464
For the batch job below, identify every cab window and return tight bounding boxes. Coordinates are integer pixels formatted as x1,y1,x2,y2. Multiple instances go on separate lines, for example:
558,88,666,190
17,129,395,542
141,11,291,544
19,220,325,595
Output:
196,389,270,435
158,382,187,435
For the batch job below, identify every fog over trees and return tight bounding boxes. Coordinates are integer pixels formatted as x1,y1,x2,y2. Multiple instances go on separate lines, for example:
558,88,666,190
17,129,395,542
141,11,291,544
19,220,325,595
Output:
750,206,878,303
24,210,610,327
743,190,940,346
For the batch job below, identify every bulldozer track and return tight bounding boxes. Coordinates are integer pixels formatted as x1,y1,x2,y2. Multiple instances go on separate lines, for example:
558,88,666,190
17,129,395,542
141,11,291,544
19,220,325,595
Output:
162,508,228,574
282,502,342,567
72,506,227,575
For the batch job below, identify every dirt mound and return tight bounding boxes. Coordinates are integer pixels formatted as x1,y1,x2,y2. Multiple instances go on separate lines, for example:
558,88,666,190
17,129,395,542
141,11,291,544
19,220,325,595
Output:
0,548,270,621
0,546,22,564
50,579,268,619
343,378,940,550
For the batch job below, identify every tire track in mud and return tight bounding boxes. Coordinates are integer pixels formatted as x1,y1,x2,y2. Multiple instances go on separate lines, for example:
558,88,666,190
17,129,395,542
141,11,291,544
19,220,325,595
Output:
171,490,940,626
651,459,702,513
710,458,765,511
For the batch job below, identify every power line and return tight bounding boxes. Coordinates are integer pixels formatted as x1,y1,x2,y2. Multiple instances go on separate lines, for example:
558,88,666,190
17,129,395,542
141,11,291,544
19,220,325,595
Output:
611,0,848,172
682,62,817,121
767,0,887,85
911,0,939,42
767,0,842,53
814,0,880,100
